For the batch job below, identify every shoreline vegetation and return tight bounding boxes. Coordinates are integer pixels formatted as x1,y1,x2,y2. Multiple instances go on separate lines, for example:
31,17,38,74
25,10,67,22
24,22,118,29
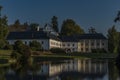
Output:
0,50,117,59
0,50,117,67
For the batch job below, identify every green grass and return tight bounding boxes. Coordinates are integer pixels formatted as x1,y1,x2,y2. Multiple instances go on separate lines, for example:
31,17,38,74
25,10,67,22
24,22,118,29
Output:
0,50,12,55
0,50,12,59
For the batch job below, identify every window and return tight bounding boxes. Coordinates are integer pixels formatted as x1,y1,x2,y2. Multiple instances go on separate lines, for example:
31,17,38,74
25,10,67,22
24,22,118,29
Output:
63,44,65,46
81,43,83,46
81,48,83,51
97,43,100,46
91,42,94,46
86,48,88,51
72,48,75,51
25,41,27,45
41,41,44,44
85,43,88,46
73,44,75,46
68,44,70,46
102,43,104,46
56,43,58,46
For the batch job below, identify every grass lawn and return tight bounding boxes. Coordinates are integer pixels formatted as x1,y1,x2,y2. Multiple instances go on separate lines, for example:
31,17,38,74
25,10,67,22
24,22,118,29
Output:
0,50,12,55
0,50,12,59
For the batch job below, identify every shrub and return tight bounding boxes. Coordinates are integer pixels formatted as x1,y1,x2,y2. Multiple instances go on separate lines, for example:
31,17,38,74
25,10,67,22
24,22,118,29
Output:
92,48,107,53
50,48,65,53
29,40,42,51
4,44,13,50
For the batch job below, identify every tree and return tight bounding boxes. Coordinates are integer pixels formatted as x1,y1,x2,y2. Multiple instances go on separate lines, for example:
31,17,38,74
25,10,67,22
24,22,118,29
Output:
9,20,29,32
60,19,84,36
14,40,25,53
0,6,9,49
51,16,59,32
14,19,20,27
107,26,119,53
29,40,42,51
30,23,39,31
12,40,31,66
114,11,120,22
88,27,97,33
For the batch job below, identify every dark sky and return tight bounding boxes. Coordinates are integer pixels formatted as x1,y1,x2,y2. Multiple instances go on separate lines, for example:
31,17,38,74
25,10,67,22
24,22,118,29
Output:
1,0,120,34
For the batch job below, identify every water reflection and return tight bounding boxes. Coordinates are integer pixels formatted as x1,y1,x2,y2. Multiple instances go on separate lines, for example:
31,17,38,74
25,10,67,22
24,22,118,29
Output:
37,59,107,77
0,59,120,80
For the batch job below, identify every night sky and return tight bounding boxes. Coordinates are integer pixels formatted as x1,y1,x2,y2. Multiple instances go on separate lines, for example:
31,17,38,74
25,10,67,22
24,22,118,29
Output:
1,0,120,34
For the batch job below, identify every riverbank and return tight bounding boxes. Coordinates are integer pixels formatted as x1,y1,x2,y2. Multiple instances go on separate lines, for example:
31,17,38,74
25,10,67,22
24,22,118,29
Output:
0,50,118,59
32,52,118,59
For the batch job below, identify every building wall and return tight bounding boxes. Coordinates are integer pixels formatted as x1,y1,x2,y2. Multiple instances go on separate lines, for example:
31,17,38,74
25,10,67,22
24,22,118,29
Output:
78,39,108,53
49,39,61,49
61,42,78,52
7,38,108,53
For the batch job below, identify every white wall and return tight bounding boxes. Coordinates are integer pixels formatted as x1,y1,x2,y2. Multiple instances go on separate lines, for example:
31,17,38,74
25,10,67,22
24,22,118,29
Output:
7,38,108,53
49,39,61,49
78,39,108,53
61,42,78,52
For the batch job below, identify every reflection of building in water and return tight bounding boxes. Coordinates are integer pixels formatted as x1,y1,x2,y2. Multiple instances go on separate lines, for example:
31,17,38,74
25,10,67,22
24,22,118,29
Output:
37,59,107,77
5,59,108,80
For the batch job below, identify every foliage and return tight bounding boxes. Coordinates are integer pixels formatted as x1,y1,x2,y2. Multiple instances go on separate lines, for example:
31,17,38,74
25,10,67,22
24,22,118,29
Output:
13,40,25,53
50,48,65,53
9,20,29,32
3,44,13,50
0,6,9,49
30,23,39,31
11,51,21,59
92,48,107,53
14,19,20,28
88,27,97,33
0,39,6,49
107,26,120,54
12,40,31,66
114,11,120,22
60,19,84,36
51,16,59,32
29,40,42,51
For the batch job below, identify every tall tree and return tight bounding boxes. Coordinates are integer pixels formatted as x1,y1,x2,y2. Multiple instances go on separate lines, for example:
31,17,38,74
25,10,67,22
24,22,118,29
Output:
0,6,9,49
107,26,119,53
60,19,84,36
14,19,20,28
51,16,59,32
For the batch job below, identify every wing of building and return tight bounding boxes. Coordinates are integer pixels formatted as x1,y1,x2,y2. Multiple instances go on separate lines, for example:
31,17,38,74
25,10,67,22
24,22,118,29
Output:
60,34,108,53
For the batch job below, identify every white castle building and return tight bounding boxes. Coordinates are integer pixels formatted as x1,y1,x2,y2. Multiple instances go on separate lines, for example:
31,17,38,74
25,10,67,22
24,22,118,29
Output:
7,25,108,53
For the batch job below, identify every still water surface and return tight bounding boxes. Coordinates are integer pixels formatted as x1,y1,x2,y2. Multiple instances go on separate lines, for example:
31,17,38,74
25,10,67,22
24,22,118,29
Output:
0,59,120,80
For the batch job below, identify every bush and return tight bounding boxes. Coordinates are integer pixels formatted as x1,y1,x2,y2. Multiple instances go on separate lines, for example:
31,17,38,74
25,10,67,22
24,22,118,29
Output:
13,40,24,53
0,39,7,49
92,48,107,53
11,51,21,59
4,44,13,50
29,40,42,51
50,48,65,53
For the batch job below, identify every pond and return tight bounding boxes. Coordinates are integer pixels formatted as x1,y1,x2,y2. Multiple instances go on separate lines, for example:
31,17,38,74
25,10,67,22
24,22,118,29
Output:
0,58,120,80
